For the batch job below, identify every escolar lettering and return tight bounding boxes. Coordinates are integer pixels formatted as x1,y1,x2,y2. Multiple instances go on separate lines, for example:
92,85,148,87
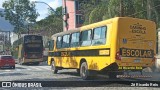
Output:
61,52,70,56
120,48,153,58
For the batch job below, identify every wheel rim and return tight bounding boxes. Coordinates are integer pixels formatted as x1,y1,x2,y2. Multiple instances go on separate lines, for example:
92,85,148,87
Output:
51,61,55,71
82,66,86,77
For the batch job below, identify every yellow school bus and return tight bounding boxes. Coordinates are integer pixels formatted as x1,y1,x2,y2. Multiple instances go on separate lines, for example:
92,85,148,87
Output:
48,17,156,80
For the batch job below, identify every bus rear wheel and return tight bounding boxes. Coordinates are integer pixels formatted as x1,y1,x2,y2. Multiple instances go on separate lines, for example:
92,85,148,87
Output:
80,62,90,80
51,61,58,74
34,62,40,65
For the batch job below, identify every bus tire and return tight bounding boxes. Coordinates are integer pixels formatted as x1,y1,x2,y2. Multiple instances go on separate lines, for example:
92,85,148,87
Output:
51,61,58,74
80,62,90,80
34,62,39,65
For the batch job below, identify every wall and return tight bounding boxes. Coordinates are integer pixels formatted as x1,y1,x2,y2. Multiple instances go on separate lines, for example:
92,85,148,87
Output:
62,0,76,31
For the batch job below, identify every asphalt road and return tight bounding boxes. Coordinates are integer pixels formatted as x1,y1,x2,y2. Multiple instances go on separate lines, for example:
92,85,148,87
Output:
0,62,160,89
0,62,81,81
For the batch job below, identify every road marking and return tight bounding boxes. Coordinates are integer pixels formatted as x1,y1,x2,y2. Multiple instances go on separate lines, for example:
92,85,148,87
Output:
0,72,6,75
37,66,50,70
27,68,31,70
0,69,13,72
15,69,21,71
5,70,11,72
0,72,13,75
0,66,51,72
30,66,42,71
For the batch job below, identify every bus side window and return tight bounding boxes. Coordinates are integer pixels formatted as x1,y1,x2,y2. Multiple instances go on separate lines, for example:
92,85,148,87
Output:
48,41,50,47
92,26,107,45
70,32,80,47
49,40,54,51
56,36,62,49
52,40,54,50
80,30,92,46
62,34,70,48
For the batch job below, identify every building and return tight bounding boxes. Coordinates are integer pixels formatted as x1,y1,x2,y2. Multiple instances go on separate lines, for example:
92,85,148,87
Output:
62,0,84,31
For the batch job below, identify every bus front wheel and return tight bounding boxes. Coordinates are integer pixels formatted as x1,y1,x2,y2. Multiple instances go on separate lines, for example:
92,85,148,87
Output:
51,61,58,74
80,62,90,80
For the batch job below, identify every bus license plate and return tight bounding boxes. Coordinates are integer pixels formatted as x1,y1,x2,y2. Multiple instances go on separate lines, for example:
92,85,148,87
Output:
4,64,9,66
134,59,141,63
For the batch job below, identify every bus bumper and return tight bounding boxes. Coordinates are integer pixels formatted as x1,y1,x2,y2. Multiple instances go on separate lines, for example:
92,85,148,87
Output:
23,59,43,63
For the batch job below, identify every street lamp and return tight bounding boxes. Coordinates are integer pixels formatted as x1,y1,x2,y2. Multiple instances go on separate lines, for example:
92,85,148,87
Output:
33,1,56,14
33,1,69,31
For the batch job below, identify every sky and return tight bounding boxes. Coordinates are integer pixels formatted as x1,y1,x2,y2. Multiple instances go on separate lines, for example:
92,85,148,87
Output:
0,0,62,21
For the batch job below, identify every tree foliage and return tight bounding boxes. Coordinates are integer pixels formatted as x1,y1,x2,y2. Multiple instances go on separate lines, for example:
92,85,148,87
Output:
79,0,160,27
32,6,63,37
1,0,39,36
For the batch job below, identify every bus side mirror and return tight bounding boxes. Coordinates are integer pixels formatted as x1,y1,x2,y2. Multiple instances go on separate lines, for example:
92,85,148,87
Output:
48,41,50,47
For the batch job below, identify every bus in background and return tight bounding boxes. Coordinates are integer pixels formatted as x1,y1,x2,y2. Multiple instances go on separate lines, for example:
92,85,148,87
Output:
12,35,43,65
48,17,156,80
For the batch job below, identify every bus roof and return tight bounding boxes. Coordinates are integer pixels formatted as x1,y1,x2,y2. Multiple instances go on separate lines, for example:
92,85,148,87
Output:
51,17,155,39
51,28,80,39
24,34,42,37
80,17,155,31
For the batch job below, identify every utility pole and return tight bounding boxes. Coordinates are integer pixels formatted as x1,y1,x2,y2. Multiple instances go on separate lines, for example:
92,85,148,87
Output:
147,0,152,20
64,0,68,31
27,24,29,35
120,0,124,17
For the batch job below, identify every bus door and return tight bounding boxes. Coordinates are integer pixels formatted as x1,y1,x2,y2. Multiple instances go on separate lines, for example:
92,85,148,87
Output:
18,45,22,59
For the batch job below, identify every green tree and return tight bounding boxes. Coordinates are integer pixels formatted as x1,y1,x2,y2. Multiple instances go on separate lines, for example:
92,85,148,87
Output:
89,3,108,23
1,0,39,37
79,0,99,25
32,6,63,37
79,0,160,28
153,0,160,27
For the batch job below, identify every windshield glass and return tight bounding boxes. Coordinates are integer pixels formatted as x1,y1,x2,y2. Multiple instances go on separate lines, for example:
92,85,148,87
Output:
25,44,43,52
1,56,13,60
